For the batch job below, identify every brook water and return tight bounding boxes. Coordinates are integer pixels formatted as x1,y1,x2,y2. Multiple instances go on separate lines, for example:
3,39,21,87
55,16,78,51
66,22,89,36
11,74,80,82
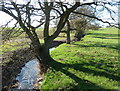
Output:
15,47,55,89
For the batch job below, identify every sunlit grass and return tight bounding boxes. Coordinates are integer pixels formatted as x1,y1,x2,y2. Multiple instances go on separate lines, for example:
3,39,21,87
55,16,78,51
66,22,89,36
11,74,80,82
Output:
40,27,119,90
1,40,30,54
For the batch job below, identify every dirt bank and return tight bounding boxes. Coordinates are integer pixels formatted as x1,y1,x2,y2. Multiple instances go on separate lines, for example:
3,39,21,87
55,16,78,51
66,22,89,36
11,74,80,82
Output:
50,40,66,48
2,47,36,90
2,40,66,90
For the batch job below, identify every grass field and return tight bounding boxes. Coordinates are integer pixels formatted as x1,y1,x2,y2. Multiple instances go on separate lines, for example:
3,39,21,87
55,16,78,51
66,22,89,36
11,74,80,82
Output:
1,27,67,54
40,28,120,90
1,27,119,90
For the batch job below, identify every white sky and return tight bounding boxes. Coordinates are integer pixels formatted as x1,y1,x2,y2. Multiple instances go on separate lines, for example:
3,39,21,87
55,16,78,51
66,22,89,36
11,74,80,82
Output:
0,0,118,28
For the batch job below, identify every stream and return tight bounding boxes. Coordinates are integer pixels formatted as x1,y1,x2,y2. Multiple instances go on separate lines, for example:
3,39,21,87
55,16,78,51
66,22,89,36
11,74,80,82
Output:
15,47,55,89
16,58,40,89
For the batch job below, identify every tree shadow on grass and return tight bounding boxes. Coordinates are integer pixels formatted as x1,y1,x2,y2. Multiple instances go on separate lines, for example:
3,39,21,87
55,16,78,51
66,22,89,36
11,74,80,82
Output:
87,33,119,38
79,60,117,76
72,42,119,50
71,63,120,81
69,43,119,80
48,60,105,90
93,36,120,39
82,32,119,50
48,59,120,90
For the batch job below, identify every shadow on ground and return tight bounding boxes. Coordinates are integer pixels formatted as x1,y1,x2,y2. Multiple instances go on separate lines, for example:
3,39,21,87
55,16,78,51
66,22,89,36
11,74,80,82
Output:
48,57,120,90
93,37,120,39
48,60,103,90
71,41,119,50
48,33,119,90
87,33,119,38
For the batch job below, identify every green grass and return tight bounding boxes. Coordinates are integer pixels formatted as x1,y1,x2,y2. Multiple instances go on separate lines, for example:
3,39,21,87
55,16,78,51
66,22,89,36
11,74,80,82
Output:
1,38,31,54
40,27,120,90
1,27,70,54
1,41,28,54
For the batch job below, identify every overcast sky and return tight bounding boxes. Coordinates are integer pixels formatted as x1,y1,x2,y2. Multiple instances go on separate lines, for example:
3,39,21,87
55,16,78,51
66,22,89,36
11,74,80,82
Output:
0,0,118,28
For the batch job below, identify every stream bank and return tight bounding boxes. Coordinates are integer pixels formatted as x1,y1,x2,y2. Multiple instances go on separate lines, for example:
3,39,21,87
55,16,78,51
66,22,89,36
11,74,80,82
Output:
2,47,36,90
2,40,65,90
15,58,41,89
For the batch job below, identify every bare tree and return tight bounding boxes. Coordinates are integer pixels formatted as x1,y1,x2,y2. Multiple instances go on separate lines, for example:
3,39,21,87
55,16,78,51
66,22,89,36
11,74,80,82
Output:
0,0,80,71
0,0,119,72
73,18,87,41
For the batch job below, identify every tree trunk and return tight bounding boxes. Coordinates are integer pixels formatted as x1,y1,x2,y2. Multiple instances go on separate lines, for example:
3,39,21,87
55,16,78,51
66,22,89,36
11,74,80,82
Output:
74,32,82,41
66,20,71,44
31,43,53,73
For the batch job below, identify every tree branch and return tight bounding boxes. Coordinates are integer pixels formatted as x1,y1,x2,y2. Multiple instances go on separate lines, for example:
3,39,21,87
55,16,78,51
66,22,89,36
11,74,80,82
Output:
72,11,117,27
49,2,80,41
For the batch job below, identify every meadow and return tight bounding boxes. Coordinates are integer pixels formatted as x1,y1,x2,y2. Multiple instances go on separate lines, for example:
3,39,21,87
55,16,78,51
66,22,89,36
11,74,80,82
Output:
40,28,120,90
1,27,66,54
1,27,120,90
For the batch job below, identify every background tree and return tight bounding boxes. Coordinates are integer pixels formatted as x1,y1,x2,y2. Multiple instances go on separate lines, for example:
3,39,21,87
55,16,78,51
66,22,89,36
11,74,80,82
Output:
87,23,101,30
69,6,96,41
73,18,87,41
57,6,96,43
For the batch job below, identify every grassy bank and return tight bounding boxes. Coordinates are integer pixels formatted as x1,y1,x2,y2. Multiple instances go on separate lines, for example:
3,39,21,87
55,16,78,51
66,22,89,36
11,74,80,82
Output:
1,27,67,54
40,28,120,90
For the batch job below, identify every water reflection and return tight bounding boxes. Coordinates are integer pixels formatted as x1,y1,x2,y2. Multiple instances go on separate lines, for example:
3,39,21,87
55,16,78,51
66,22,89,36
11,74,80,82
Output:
49,47,55,51
16,59,40,89
16,47,55,89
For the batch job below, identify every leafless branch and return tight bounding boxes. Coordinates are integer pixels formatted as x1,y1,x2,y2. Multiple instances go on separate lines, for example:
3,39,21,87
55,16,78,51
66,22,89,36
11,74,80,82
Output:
72,11,118,28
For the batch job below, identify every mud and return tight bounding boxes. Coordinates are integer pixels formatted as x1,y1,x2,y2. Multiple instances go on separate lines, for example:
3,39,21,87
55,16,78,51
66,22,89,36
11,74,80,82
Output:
2,47,36,90
1,40,66,90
